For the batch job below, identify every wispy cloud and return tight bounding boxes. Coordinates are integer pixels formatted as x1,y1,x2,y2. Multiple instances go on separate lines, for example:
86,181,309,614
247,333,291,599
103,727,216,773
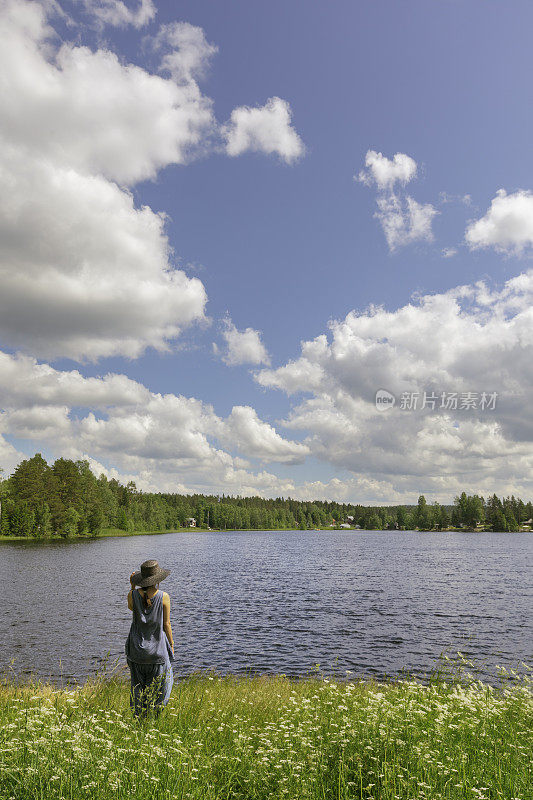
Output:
357,150,437,252
81,0,156,29
442,247,457,258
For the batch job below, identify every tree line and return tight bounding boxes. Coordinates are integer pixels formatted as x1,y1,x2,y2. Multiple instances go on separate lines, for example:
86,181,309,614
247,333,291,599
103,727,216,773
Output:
0,454,530,538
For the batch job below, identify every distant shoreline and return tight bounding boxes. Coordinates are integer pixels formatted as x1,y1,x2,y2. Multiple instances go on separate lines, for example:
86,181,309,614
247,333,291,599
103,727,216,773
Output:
1,525,529,542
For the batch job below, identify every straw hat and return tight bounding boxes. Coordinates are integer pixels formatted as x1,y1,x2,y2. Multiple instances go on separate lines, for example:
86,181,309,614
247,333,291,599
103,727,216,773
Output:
131,559,170,588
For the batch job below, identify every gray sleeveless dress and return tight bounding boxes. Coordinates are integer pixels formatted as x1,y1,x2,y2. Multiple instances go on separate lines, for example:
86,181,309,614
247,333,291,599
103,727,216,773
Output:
125,589,174,715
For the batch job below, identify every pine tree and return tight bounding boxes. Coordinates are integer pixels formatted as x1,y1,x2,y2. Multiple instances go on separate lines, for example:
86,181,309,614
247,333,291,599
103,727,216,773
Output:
87,506,104,536
10,501,34,537
10,454,54,505
492,509,508,532
116,507,129,531
415,496,430,529
505,511,519,532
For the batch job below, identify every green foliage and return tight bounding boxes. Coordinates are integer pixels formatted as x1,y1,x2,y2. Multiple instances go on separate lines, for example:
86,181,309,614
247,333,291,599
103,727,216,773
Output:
505,511,519,532
10,453,54,505
0,507,9,536
0,494,12,536
34,502,52,537
116,507,130,531
491,509,508,532
59,506,79,538
9,500,35,537
454,492,485,528
437,504,450,530
396,506,409,528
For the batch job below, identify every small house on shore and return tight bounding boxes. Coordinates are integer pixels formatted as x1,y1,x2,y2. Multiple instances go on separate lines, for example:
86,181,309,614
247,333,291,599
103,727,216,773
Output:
185,517,196,527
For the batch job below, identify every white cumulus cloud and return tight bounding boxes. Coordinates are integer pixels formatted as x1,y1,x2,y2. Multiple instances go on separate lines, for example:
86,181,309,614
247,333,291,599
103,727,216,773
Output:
0,2,216,184
0,350,310,492
465,189,533,254
217,406,309,465
358,150,417,190
0,0,217,360
0,149,206,360
218,318,271,366
223,97,305,164
0,2,305,360
256,270,533,501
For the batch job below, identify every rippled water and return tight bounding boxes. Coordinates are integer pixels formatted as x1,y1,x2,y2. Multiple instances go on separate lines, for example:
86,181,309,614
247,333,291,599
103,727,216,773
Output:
1,530,531,684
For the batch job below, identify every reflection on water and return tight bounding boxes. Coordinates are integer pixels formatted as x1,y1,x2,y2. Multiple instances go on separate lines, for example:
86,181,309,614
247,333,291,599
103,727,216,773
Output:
1,530,531,684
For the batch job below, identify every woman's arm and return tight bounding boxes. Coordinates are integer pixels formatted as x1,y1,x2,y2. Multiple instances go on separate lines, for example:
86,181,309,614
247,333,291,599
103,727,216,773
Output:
162,592,174,654
127,572,136,610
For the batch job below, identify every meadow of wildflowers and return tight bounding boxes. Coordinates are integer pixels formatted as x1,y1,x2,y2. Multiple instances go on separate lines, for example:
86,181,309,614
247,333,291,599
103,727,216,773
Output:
0,659,531,800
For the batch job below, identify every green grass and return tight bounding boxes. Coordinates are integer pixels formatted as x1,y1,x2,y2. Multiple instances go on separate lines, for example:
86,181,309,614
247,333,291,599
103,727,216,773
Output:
0,528,195,542
96,527,188,538
0,658,530,799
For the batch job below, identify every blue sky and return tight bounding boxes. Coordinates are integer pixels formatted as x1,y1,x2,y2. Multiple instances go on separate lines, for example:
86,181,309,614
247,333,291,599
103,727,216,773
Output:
0,0,532,503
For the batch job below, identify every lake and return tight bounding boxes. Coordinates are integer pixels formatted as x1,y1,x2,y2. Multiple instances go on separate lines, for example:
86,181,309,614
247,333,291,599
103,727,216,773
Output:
1,530,531,685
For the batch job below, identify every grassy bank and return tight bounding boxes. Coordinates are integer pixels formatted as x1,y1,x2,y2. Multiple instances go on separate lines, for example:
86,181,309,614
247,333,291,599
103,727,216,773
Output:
96,527,194,538
0,665,530,800
0,527,196,542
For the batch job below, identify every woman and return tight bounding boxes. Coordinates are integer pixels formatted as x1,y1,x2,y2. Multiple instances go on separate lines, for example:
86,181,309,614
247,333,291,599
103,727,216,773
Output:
126,559,174,718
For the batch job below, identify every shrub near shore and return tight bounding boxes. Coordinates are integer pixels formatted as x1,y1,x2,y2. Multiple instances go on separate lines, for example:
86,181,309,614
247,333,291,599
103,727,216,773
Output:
0,663,531,800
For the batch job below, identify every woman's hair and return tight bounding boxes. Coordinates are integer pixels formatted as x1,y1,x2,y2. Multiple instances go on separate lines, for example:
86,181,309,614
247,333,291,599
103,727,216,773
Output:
140,583,159,608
